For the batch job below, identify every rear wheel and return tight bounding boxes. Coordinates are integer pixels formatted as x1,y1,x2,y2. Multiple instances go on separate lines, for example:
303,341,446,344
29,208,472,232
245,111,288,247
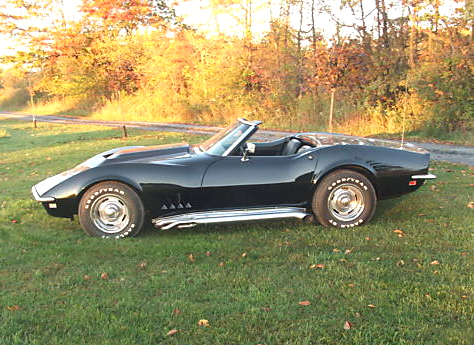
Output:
312,170,376,228
78,181,144,238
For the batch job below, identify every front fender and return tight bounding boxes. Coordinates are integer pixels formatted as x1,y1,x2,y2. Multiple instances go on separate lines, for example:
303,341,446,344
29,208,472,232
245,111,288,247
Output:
42,167,143,201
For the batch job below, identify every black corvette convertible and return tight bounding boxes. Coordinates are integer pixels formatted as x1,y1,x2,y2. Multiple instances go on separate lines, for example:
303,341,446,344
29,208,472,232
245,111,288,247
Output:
32,118,436,238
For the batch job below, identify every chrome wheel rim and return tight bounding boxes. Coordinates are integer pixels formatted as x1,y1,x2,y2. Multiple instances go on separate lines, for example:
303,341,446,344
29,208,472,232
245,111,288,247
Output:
90,194,130,234
327,183,365,222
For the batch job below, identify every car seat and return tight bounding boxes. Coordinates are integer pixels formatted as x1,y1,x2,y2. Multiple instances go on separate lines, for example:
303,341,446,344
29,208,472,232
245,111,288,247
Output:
281,138,302,155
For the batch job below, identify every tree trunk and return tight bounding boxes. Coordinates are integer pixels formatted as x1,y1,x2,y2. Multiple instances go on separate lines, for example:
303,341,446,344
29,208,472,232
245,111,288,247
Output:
380,0,389,48
311,0,317,51
409,11,416,69
296,0,304,99
329,88,335,132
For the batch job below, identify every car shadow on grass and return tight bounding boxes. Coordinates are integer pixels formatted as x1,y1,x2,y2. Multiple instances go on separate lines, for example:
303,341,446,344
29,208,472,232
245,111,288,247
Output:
138,217,309,239
138,198,408,239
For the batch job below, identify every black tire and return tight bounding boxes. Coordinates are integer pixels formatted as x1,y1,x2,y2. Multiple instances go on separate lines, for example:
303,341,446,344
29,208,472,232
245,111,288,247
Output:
78,181,145,238
312,170,376,228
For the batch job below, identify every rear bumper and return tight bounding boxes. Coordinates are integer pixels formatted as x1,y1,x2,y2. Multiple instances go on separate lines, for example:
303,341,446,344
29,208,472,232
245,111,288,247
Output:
411,174,437,180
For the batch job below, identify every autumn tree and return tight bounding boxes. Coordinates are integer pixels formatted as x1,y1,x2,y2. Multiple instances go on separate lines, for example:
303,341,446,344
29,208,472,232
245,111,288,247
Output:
308,41,369,131
80,0,177,36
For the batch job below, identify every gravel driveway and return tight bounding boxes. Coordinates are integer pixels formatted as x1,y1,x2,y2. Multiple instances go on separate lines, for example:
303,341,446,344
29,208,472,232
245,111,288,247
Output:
2,112,472,166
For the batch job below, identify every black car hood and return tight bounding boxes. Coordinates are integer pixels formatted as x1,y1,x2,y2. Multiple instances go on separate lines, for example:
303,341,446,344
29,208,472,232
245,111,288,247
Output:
103,142,191,163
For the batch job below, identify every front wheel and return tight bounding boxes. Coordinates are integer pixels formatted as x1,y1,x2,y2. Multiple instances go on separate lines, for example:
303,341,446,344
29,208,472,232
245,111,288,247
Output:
78,181,145,238
312,170,377,228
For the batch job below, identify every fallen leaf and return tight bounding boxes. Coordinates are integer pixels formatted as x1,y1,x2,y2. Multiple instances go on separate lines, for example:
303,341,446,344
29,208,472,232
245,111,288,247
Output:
188,254,195,262
355,312,362,318
218,262,225,267
198,319,210,327
365,237,371,241
333,248,341,253
367,304,376,308
347,283,355,288
430,260,440,265
393,229,405,237
166,329,179,336
344,249,352,254
461,295,468,299
173,308,181,315
101,272,109,280
11,219,18,224
206,251,212,256
310,264,324,269
298,300,311,306
83,275,91,280
6,305,21,311
343,321,352,330
262,306,271,312
138,261,147,269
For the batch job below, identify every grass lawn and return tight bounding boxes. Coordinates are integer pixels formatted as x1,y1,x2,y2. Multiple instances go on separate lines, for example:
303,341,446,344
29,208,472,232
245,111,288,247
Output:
0,119,472,345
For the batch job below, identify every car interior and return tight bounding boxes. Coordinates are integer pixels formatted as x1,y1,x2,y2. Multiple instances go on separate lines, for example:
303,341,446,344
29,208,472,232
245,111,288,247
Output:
234,137,315,157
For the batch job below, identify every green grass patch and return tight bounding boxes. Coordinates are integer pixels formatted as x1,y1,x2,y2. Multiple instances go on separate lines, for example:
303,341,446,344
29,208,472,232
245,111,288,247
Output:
0,119,472,345
0,128,10,138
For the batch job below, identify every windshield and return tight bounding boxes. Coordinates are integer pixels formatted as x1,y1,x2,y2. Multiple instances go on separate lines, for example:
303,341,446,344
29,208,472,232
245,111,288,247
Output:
200,121,252,156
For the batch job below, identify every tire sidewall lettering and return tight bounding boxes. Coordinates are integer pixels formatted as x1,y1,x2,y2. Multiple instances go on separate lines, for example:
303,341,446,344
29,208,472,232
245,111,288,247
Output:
84,188,126,209
327,177,367,191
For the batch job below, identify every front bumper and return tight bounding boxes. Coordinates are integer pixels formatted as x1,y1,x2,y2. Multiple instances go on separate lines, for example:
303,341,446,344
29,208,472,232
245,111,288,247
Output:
32,186,76,218
31,186,55,202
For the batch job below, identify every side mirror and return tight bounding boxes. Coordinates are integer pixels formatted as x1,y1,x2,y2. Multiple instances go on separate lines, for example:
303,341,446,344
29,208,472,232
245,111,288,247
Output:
241,142,255,162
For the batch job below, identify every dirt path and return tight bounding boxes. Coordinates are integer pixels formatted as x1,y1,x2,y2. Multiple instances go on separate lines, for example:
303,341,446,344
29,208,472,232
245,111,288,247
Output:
2,112,473,166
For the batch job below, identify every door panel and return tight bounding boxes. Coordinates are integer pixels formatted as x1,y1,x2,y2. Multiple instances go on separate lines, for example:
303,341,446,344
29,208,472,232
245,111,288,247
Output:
201,154,317,209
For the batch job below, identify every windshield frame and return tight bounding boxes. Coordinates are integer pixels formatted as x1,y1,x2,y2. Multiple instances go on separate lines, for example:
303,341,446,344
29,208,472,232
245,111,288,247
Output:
200,118,261,156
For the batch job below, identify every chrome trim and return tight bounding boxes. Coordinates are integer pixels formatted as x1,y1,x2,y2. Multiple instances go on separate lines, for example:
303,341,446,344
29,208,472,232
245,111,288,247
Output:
327,183,365,222
222,125,256,157
31,186,55,202
241,142,256,162
411,174,437,180
238,118,262,126
152,207,309,230
90,193,131,234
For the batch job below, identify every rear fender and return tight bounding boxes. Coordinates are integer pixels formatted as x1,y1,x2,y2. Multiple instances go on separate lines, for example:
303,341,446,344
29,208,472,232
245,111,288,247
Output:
312,161,379,197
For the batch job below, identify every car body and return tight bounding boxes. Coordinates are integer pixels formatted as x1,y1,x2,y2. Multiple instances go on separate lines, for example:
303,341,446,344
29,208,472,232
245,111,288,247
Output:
32,118,436,237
